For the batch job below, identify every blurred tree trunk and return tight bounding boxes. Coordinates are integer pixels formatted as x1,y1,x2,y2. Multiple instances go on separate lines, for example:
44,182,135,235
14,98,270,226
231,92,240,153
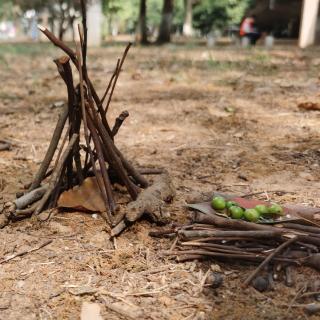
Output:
137,0,148,44
157,0,174,44
58,0,67,40
183,0,193,36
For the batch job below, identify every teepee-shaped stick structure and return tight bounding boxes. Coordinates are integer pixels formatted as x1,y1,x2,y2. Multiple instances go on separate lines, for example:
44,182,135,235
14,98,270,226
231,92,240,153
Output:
0,0,153,229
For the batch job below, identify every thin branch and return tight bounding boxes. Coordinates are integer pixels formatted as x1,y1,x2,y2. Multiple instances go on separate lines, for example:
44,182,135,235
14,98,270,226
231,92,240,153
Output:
34,134,79,215
104,43,132,114
29,104,68,191
101,59,120,104
0,240,53,264
111,111,129,137
243,237,298,287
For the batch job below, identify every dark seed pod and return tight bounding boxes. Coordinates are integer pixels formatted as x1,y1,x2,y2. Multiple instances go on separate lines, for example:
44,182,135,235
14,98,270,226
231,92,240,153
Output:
252,276,269,292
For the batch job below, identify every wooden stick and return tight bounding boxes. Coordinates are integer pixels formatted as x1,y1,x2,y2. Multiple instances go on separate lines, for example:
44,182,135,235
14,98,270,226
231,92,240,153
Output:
168,249,296,264
178,229,281,239
0,240,53,264
80,0,88,69
34,134,79,215
180,241,264,253
79,22,115,219
111,111,129,137
29,105,68,191
14,201,40,218
14,186,47,210
94,116,139,200
181,243,257,256
243,237,298,287
281,223,320,235
104,43,132,114
138,168,165,175
116,149,149,188
101,59,120,104
38,25,77,65
193,211,284,233
75,43,112,222
39,25,112,136
87,114,115,218
54,56,81,187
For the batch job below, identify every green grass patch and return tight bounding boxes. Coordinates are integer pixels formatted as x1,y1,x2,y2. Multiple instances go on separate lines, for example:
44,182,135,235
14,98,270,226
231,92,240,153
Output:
0,42,57,56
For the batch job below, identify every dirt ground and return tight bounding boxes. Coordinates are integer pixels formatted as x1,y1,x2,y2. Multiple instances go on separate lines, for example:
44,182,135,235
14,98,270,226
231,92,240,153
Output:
1,42,320,319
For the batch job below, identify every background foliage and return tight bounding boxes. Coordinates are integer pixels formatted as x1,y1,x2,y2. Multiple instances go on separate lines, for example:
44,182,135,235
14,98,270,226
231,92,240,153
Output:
1,0,255,35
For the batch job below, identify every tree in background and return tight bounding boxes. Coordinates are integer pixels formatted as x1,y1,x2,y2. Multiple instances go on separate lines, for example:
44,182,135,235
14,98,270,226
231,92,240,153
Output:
157,0,174,43
193,0,254,35
0,0,16,21
137,0,148,44
183,0,195,36
3,0,254,43
14,0,81,40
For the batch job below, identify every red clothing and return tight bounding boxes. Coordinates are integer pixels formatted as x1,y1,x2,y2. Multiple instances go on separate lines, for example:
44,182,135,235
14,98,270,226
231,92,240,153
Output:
240,17,254,36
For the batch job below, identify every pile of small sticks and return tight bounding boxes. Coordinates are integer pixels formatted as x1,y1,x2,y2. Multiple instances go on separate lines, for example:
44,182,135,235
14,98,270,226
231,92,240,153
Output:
151,210,320,287
0,1,150,228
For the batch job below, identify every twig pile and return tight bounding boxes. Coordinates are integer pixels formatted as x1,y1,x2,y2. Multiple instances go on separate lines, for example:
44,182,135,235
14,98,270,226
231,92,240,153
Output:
0,1,153,229
151,210,320,287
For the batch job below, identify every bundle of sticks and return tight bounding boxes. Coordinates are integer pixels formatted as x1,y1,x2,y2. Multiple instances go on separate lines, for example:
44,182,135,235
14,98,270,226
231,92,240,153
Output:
0,1,151,228
151,210,320,287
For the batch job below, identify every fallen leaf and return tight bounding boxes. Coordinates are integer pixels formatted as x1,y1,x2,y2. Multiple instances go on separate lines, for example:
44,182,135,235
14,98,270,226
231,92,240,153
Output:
81,302,103,320
58,176,105,212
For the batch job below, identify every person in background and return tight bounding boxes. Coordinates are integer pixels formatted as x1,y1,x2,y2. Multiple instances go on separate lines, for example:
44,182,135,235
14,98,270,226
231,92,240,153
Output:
240,14,261,45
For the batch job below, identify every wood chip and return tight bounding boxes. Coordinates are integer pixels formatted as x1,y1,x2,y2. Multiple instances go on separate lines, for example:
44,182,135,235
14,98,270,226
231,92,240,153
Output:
80,302,103,320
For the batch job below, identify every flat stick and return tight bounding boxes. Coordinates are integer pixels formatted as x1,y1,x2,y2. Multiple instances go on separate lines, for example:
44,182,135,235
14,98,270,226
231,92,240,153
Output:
193,211,284,233
281,223,320,235
29,105,68,191
180,243,255,256
168,249,296,264
178,229,281,239
243,237,298,287
34,134,79,215
0,240,53,264
180,241,263,253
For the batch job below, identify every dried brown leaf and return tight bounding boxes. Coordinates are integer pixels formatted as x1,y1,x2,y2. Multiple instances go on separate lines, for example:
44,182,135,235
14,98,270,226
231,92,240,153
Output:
58,176,105,212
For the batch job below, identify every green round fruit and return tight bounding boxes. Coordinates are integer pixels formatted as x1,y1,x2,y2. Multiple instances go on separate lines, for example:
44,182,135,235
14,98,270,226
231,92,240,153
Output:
268,204,284,215
255,204,269,216
229,206,244,219
226,201,237,209
244,209,260,222
211,196,226,210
